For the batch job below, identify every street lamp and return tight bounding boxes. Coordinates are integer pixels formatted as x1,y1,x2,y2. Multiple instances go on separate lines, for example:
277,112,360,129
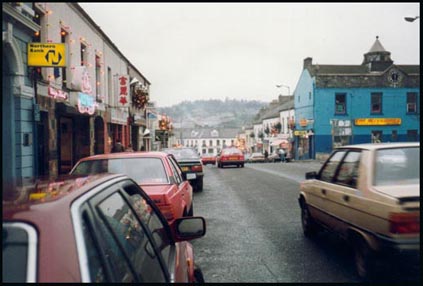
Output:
404,16,419,22
276,84,290,96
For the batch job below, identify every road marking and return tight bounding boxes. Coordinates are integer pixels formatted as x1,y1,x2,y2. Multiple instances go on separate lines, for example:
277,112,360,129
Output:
246,165,303,183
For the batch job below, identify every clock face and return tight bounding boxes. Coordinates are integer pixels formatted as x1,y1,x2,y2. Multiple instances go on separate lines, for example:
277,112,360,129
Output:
388,68,402,83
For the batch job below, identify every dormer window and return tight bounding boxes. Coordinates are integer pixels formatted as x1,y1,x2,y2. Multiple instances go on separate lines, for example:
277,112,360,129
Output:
211,130,219,137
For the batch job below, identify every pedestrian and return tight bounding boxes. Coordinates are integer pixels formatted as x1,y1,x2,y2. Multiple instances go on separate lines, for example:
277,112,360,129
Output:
278,148,286,162
112,140,124,152
264,150,269,161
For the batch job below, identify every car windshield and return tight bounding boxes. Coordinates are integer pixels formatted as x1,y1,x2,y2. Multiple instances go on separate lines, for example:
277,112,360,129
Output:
71,158,169,184
164,148,199,159
374,147,420,186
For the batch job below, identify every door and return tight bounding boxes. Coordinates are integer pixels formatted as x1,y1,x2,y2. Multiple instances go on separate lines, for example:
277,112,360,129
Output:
60,117,73,174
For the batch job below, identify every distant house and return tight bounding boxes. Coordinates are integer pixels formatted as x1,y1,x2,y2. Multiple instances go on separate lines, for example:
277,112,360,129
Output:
171,127,241,156
293,36,420,161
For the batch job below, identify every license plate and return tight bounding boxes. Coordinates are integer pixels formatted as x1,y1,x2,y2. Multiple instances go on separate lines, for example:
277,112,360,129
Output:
229,157,238,160
181,167,189,171
187,173,196,179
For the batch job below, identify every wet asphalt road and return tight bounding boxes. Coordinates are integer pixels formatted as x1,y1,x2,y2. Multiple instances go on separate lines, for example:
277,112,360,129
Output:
191,161,420,283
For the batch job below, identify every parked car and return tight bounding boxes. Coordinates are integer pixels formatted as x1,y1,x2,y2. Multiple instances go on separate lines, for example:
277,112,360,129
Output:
248,152,265,163
298,142,420,279
70,152,193,222
162,148,204,192
268,150,292,162
216,147,245,168
201,154,216,165
3,173,206,283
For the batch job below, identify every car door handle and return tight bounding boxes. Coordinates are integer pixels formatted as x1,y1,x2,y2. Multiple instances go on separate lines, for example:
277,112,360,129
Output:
321,189,326,195
343,195,350,202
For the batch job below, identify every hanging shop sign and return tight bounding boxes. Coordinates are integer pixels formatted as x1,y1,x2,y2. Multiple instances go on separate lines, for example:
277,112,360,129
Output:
77,92,96,115
28,43,66,67
71,66,92,94
354,118,401,126
48,86,68,100
118,75,129,107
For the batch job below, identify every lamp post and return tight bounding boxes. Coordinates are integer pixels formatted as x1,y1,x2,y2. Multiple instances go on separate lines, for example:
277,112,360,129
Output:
276,84,290,96
404,16,419,22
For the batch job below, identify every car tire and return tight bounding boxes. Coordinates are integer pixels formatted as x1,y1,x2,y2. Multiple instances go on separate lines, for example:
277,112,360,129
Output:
352,236,375,280
193,264,205,283
301,203,318,238
196,178,203,192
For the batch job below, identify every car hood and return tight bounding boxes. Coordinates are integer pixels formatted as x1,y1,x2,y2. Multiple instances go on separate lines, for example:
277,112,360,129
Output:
373,183,420,199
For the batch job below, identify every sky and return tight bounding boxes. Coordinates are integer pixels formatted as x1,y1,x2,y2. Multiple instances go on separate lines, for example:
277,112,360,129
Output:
78,2,420,108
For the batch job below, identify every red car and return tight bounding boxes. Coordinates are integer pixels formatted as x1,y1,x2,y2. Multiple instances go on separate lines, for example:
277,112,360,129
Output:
216,147,245,168
201,154,216,165
70,152,193,222
2,174,206,283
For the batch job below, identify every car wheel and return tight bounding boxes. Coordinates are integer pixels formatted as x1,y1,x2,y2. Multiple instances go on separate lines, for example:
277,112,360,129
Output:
353,236,375,280
193,264,205,283
301,203,318,238
196,178,203,192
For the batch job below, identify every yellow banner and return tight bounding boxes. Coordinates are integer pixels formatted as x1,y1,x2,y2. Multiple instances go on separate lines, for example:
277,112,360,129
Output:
294,130,308,136
354,118,401,126
28,43,66,67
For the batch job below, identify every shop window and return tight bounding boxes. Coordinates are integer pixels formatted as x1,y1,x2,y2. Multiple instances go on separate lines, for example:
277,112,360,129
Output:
406,92,418,113
335,93,346,114
81,43,87,66
371,93,382,114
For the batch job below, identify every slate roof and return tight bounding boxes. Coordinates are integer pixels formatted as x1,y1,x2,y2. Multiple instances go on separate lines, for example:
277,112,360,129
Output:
178,127,240,139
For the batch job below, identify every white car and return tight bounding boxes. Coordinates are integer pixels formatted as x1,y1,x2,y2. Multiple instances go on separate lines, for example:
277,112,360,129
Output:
298,142,420,280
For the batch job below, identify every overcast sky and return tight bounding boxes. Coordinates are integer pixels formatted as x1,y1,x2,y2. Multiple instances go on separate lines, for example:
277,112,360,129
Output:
78,3,420,108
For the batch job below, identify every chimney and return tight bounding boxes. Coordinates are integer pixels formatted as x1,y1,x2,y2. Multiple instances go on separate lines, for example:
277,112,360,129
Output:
303,57,312,69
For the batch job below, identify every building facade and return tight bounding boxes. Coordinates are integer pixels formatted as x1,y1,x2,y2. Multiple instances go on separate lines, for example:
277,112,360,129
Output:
2,3,151,193
293,37,420,161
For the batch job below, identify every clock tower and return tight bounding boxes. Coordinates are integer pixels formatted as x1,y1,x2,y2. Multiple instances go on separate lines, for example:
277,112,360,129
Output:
362,36,394,72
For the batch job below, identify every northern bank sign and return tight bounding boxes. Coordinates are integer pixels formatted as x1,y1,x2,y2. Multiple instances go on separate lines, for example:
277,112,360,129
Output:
27,43,66,67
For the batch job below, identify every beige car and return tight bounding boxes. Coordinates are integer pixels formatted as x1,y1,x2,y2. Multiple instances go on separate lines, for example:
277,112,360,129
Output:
298,142,420,280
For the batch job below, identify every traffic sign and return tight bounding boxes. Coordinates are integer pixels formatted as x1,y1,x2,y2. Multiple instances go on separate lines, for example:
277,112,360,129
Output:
28,43,66,67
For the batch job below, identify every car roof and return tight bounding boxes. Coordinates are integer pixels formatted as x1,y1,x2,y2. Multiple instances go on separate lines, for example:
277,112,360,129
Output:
336,142,419,151
76,151,170,162
3,173,126,215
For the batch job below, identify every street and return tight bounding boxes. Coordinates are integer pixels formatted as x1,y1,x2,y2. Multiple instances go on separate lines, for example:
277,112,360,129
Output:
191,161,420,283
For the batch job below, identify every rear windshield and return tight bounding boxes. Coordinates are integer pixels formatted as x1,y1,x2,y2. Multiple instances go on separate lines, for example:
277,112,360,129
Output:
222,148,242,155
374,147,420,186
164,148,199,159
3,223,37,282
71,158,169,184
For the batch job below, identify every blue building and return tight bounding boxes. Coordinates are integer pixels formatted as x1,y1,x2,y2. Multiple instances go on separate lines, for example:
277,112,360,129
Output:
293,37,420,161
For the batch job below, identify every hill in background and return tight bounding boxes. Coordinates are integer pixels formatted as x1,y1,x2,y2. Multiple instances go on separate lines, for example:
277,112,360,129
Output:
157,99,267,129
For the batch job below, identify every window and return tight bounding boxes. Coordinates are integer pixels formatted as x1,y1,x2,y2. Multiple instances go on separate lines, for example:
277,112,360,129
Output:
319,151,346,182
335,93,346,114
335,151,361,187
209,140,213,146
81,43,87,66
95,55,102,102
216,140,220,146
61,29,68,88
168,157,183,184
407,92,418,113
97,192,166,282
371,92,382,114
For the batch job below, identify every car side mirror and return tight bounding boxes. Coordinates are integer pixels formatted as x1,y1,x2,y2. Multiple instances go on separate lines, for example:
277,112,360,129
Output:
171,217,206,242
305,171,317,180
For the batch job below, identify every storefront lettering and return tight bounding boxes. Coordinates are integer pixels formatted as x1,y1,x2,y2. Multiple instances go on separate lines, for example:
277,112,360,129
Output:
118,75,129,106
48,86,68,100
78,92,96,115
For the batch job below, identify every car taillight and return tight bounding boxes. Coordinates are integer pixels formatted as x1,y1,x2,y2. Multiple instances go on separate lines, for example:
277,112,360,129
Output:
191,165,203,172
159,204,175,221
389,212,420,234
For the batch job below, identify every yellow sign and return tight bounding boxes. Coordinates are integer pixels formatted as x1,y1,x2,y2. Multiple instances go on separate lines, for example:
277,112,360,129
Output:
294,130,308,136
28,43,66,67
354,118,401,126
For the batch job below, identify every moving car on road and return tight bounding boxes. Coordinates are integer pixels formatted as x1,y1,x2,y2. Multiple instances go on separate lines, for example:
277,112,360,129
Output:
248,152,265,163
216,147,245,168
163,148,204,192
201,154,216,165
71,152,193,222
298,142,420,280
3,174,206,283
